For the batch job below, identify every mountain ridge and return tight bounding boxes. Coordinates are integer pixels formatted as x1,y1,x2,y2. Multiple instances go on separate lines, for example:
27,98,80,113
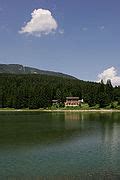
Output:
0,64,77,79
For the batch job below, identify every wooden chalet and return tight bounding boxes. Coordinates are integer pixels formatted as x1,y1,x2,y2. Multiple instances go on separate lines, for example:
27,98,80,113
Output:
65,97,81,107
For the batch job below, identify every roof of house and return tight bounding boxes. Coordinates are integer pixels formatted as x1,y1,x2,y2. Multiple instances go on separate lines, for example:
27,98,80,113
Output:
66,97,79,100
52,100,59,102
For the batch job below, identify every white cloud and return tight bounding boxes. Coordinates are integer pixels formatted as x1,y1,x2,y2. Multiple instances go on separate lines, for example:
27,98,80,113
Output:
19,9,58,37
97,67,120,86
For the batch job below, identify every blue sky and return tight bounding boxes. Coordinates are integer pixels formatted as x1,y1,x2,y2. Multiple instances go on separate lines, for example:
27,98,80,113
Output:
0,0,120,84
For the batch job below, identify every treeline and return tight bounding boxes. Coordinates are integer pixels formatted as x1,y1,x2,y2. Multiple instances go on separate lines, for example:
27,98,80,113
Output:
0,74,120,109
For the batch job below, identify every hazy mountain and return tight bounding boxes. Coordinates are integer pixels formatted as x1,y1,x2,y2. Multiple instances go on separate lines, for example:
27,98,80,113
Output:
0,64,77,79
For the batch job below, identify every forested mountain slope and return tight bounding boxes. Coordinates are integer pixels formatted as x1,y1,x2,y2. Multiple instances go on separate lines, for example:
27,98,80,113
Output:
0,64,76,79
0,73,119,109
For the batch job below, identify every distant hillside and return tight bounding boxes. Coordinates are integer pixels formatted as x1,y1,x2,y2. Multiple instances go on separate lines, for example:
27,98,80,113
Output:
0,64,76,79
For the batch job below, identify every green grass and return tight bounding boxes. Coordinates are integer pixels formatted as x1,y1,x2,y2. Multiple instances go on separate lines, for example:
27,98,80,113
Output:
0,101,120,111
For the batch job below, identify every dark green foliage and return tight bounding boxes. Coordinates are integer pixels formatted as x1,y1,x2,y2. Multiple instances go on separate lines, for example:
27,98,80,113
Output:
55,89,62,101
0,74,119,109
118,98,120,105
114,86,120,101
0,74,83,109
106,79,114,103
97,80,109,108
98,92,109,108
110,102,115,109
87,85,98,107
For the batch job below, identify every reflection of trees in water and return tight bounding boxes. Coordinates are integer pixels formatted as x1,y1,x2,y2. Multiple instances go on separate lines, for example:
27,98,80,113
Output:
0,112,83,146
100,113,120,166
0,112,120,149
101,113,120,144
0,112,95,146
99,113,120,147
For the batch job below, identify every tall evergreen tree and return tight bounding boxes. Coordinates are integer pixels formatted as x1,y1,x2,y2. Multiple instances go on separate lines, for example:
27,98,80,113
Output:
106,79,113,103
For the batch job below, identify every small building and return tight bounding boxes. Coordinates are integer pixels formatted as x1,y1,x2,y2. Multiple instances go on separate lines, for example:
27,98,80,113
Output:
52,100,59,106
65,97,81,107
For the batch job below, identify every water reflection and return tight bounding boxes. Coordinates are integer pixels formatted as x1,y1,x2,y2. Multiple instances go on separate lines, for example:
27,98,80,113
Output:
0,111,120,176
64,112,81,130
101,116,120,165
0,112,120,147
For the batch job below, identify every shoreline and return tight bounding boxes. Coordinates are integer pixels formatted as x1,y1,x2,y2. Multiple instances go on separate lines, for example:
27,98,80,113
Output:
0,109,120,112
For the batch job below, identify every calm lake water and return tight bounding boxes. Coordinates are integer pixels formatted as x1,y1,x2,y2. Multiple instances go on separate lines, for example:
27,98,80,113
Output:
0,111,120,179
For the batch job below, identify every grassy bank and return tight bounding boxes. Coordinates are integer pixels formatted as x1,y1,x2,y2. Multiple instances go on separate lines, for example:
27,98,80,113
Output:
0,103,120,112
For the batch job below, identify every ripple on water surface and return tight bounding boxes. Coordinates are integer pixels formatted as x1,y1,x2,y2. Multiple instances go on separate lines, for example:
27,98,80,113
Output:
0,111,120,178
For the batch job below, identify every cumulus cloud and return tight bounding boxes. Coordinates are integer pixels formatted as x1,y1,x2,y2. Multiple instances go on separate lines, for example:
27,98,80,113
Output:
97,67,120,86
19,9,58,37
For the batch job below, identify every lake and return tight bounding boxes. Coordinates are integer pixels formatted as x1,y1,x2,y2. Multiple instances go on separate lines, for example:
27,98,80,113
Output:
0,111,120,179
